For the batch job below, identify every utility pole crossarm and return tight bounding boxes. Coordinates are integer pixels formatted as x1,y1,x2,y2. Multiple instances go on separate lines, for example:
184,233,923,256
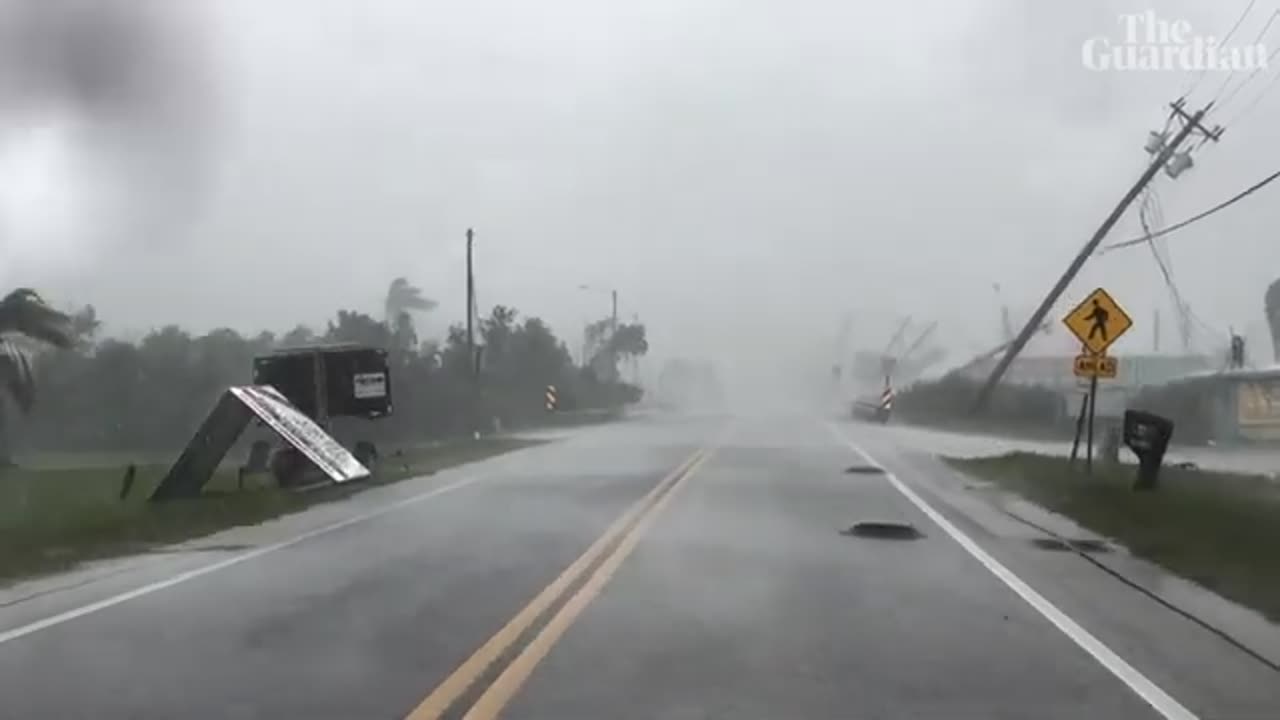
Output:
1170,98,1223,143
971,102,1212,413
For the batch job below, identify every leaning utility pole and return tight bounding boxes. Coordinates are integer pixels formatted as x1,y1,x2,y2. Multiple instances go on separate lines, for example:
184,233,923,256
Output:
973,99,1221,412
881,315,912,378
901,321,938,365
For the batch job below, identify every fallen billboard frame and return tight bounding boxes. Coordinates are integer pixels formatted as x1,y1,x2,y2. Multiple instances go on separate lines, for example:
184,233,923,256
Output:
150,385,370,502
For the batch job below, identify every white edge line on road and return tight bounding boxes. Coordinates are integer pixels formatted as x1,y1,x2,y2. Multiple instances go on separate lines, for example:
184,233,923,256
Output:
826,424,1199,720
0,474,485,646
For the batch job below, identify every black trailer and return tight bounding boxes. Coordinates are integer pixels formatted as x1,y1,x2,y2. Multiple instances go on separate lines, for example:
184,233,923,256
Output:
252,343,392,484
253,343,392,423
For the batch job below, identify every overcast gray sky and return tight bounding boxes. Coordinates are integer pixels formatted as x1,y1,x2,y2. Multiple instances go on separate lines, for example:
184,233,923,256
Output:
1,0,1278,392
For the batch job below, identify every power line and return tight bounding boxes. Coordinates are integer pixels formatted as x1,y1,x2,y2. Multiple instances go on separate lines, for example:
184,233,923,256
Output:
1216,43,1280,112
1141,198,1167,278
1223,0,1264,46
1102,165,1280,252
1138,190,1227,352
1188,305,1230,345
1184,0,1261,98
1207,9,1280,105
1150,186,1167,234
1140,189,1194,350
1221,64,1280,126
1146,187,1173,272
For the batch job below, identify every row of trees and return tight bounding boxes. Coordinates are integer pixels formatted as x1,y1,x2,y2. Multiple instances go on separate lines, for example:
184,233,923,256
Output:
0,280,648,460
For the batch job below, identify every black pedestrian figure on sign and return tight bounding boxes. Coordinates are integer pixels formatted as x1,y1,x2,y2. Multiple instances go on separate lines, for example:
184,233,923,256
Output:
1086,299,1109,342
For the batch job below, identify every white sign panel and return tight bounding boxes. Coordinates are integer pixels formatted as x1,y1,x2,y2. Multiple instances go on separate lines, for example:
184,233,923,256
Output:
230,385,369,483
353,372,388,399
1237,380,1280,441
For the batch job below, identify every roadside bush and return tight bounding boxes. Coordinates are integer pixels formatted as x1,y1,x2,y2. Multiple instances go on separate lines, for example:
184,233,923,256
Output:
895,373,1068,435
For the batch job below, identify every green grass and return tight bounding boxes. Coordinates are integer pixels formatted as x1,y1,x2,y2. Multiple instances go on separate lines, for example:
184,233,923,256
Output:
0,437,540,585
896,415,1073,442
948,452,1280,622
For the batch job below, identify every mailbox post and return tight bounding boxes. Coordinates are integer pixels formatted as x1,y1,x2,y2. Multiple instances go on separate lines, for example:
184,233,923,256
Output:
1123,409,1174,491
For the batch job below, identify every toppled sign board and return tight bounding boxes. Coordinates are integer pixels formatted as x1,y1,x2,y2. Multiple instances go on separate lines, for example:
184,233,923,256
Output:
150,385,369,502
1237,378,1280,442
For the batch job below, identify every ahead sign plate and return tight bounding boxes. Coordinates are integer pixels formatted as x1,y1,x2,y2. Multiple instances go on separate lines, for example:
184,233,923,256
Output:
1073,353,1117,379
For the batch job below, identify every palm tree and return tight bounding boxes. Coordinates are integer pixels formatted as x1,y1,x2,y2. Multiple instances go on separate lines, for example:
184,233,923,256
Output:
384,277,437,326
0,289,73,465
607,323,648,358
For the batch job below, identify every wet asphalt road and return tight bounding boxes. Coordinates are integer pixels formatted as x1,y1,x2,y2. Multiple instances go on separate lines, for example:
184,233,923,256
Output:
0,413,1277,719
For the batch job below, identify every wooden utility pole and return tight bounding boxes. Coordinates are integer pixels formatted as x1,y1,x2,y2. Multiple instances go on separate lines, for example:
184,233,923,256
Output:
973,100,1221,413
465,228,478,436
610,289,619,383
466,228,474,367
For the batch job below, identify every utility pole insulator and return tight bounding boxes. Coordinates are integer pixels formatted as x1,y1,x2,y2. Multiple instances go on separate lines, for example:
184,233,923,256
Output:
1170,100,1224,143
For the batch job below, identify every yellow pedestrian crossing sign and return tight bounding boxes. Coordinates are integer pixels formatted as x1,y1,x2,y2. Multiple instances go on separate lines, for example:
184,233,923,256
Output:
1063,288,1133,355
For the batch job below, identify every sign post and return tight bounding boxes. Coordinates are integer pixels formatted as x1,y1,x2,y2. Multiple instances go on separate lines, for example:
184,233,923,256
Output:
1063,288,1133,474
1069,390,1089,464
1086,373,1098,473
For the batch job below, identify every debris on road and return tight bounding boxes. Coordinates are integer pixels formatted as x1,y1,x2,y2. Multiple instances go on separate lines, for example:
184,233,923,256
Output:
840,521,923,540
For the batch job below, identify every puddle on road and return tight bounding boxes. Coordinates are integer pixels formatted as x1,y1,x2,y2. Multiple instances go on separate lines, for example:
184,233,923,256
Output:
844,465,886,475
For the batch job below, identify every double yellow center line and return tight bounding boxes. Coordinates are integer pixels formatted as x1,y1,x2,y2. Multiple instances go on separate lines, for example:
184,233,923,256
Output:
406,446,716,720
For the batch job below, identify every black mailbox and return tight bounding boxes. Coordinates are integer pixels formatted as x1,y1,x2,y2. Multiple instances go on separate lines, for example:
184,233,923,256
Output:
1123,409,1174,490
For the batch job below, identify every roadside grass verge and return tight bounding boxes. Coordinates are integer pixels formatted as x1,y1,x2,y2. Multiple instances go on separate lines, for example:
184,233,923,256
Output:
894,416,1074,443
0,437,540,585
947,452,1280,622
